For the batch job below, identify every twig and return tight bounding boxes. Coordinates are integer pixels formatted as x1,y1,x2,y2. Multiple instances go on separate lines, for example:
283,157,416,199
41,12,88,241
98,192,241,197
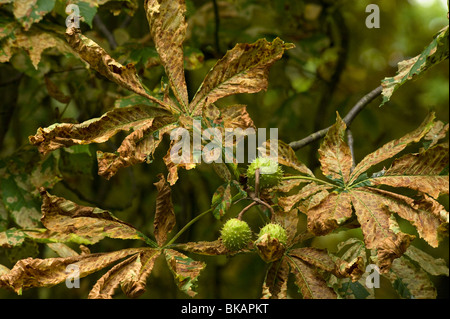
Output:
347,129,356,172
237,202,257,220
93,15,117,50
289,85,383,151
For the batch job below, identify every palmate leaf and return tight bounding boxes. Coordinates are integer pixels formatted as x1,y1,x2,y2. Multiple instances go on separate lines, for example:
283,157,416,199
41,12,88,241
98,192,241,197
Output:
0,247,143,294
281,112,449,272
28,0,289,182
36,189,156,247
88,248,161,299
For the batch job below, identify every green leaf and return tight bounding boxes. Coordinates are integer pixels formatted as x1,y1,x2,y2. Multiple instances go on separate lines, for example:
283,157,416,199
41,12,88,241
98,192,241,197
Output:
211,183,232,220
380,26,449,106
13,0,56,31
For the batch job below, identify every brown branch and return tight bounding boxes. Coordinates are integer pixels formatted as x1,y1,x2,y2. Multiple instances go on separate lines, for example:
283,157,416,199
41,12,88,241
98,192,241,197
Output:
289,85,382,151
347,128,356,172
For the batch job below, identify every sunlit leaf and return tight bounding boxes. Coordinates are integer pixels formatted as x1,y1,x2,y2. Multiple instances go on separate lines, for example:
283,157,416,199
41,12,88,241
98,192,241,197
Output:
307,192,352,235
0,27,72,69
371,143,449,199
29,104,171,155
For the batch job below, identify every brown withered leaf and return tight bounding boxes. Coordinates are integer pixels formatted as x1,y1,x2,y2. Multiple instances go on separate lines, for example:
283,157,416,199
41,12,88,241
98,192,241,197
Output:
334,256,365,282
0,248,142,294
163,138,196,186
384,256,437,299
289,248,335,273
153,174,175,246
65,27,174,112
360,188,445,248
273,208,299,246
39,190,153,246
349,112,436,184
145,0,189,111
88,248,161,299
29,104,171,156
0,27,73,69
283,113,448,273
278,183,331,213
189,37,294,116
371,143,449,199
255,234,286,263
307,192,352,235
164,249,205,297
404,245,449,277
174,240,229,256
97,119,177,179
423,120,448,149
220,104,255,129
287,255,337,299
350,188,416,272
261,257,289,299
318,113,353,183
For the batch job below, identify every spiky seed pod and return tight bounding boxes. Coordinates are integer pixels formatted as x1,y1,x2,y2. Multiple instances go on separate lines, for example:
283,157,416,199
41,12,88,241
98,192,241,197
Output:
255,223,288,262
257,223,287,246
220,218,252,251
246,157,283,189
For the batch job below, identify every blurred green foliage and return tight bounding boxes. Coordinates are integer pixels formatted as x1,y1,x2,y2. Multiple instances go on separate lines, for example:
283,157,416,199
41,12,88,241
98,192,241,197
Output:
0,0,448,298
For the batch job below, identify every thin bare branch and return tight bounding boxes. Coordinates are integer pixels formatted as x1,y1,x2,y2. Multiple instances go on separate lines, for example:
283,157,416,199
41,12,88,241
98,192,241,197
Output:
289,85,382,151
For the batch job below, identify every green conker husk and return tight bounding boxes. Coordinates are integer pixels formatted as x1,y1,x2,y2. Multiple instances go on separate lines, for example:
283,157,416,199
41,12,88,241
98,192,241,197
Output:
246,157,283,189
257,223,287,246
220,218,252,251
